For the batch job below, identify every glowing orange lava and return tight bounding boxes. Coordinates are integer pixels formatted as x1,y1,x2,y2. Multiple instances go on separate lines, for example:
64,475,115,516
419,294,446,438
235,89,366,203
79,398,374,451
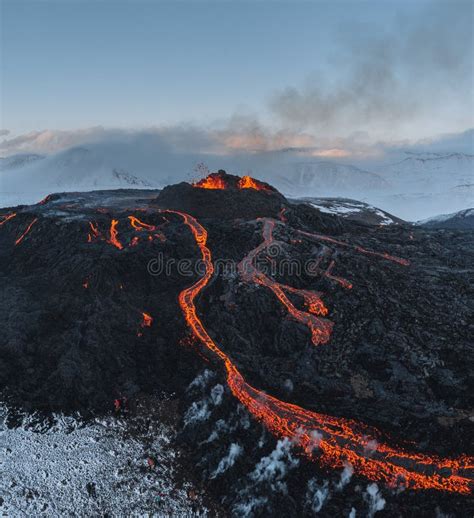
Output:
14,218,38,246
87,216,165,249
298,230,410,266
238,175,269,191
0,212,17,227
238,218,332,346
37,194,53,205
137,311,153,336
87,222,101,242
128,215,165,242
128,216,156,232
107,219,123,250
142,312,153,327
323,260,353,290
193,174,226,189
170,209,472,495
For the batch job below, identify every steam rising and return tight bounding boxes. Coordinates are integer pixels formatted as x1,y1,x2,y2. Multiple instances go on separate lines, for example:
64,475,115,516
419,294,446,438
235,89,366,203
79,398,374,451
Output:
337,463,354,491
305,478,330,513
211,443,243,478
184,371,224,427
365,483,386,517
233,438,300,516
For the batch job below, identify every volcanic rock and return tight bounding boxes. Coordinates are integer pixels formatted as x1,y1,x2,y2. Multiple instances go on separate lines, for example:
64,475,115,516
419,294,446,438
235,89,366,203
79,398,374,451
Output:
0,174,473,516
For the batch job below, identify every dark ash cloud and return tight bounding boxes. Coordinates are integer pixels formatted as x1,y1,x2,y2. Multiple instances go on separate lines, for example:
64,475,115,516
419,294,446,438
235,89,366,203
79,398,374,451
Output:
269,1,473,136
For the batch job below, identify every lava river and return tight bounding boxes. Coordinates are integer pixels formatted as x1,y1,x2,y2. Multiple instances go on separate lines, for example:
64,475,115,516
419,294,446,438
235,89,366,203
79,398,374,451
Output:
238,218,333,346
168,209,473,495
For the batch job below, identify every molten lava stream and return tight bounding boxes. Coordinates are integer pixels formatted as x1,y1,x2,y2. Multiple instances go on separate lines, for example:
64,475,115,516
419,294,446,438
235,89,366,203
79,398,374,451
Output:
128,215,166,242
169,209,472,495
238,218,333,345
37,194,53,205
297,229,410,266
0,212,17,227
128,215,156,231
87,221,101,242
14,218,38,246
323,260,353,290
107,219,123,250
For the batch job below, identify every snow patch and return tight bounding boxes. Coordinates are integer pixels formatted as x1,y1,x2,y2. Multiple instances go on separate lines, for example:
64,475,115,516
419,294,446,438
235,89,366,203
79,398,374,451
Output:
0,404,206,516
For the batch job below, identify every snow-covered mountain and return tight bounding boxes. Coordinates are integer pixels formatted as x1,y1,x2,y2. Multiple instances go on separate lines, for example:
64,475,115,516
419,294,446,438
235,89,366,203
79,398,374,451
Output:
266,153,472,221
0,153,45,170
0,146,158,207
0,142,472,221
270,161,388,198
366,152,474,221
381,152,473,193
418,208,474,230
291,197,404,226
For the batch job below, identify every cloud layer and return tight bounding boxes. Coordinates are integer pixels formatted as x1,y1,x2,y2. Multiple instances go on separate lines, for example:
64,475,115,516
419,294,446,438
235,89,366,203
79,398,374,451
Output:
1,124,472,163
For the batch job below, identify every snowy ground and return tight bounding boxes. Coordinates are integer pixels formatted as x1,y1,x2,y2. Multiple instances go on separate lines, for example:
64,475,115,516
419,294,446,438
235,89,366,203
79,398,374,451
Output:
290,197,401,225
310,201,397,225
0,398,209,516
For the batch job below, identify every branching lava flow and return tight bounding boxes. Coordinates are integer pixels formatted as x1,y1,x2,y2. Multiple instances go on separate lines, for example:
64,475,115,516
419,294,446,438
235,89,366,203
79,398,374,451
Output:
169,209,473,495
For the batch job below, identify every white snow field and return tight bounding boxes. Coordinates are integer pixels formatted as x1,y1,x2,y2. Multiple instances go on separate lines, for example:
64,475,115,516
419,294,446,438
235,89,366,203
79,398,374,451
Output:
0,402,208,516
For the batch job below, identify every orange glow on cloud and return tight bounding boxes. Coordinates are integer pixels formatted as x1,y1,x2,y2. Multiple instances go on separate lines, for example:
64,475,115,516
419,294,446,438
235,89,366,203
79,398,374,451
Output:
309,148,352,158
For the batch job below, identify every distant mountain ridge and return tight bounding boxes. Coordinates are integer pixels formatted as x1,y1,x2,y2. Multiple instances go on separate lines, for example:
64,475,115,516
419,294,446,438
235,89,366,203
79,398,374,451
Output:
418,208,474,229
272,161,388,197
383,152,473,190
291,196,404,226
0,146,156,207
0,153,45,170
0,144,472,221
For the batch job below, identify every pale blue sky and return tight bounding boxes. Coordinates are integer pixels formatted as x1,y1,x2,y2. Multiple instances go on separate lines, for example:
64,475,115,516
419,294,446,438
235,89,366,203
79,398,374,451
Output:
1,0,473,141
